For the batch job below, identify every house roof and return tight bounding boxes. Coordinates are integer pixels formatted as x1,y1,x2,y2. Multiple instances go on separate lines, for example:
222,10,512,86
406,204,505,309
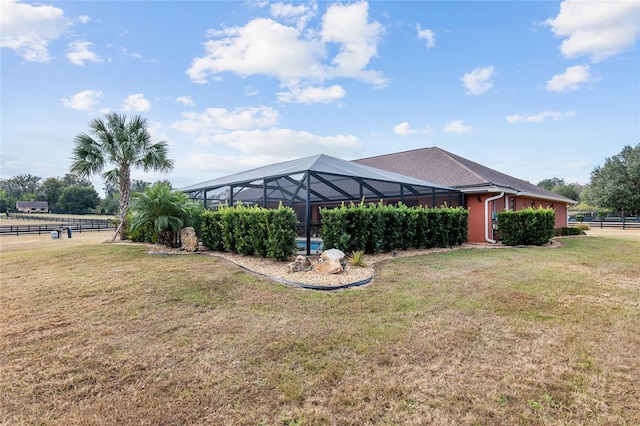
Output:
181,153,456,205
16,200,49,208
354,147,577,204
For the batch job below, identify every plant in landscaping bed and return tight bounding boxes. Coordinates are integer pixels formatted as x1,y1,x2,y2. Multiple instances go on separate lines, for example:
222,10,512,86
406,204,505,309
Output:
497,207,555,246
128,182,203,247
201,202,296,261
266,205,298,261
348,250,366,267
555,227,584,236
320,202,468,254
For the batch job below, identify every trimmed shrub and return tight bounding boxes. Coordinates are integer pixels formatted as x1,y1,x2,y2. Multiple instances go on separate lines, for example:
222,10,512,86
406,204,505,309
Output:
319,200,386,254
555,227,583,236
497,207,555,246
265,205,298,261
575,223,591,231
200,203,297,261
201,210,223,251
320,202,468,254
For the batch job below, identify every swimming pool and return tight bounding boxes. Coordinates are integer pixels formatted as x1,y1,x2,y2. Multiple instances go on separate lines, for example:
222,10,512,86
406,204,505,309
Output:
296,239,324,252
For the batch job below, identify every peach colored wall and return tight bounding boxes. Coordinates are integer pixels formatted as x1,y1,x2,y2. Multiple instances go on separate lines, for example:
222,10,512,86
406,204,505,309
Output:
467,195,506,243
467,195,487,242
466,194,569,243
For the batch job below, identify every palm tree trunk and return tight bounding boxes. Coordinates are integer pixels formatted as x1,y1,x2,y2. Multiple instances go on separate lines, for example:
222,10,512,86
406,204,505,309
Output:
110,220,124,243
117,167,131,241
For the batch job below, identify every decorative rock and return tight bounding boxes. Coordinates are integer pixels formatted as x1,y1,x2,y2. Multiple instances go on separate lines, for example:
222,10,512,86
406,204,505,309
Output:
180,227,199,252
287,255,312,273
314,258,344,275
320,248,346,268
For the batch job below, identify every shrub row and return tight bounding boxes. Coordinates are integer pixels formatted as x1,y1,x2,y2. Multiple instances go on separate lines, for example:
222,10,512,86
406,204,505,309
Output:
319,201,468,254
201,203,297,261
496,207,555,246
555,226,583,236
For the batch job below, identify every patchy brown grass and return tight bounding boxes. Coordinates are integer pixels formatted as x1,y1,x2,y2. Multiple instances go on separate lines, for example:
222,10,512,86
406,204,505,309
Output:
1,232,639,425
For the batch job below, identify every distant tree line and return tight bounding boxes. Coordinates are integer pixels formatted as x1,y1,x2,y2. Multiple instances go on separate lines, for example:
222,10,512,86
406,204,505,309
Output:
0,173,173,215
537,143,640,216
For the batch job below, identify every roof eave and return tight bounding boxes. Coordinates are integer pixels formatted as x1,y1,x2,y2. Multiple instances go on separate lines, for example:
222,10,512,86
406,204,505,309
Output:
456,185,576,204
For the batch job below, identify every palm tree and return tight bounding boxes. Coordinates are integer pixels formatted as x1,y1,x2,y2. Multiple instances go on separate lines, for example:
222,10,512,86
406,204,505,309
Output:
70,113,174,241
128,183,203,247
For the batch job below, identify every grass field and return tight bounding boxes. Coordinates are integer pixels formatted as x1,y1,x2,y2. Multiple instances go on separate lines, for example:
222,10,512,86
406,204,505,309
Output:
1,230,639,425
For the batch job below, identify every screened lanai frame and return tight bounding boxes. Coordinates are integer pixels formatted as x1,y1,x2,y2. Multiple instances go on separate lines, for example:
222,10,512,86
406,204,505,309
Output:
181,154,462,255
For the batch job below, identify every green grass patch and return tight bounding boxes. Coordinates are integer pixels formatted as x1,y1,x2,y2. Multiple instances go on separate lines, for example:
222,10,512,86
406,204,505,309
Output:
1,235,639,425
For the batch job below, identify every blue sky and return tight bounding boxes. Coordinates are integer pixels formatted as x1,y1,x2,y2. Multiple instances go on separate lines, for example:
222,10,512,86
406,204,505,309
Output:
1,0,639,195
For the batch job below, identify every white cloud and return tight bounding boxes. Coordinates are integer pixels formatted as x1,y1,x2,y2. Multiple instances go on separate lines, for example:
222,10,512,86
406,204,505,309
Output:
321,2,386,86
461,66,494,95
172,104,361,161
416,24,435,48
187,18,325,84
506,110,576,123
270,2,317,28
182,153,279,174
394,122,427,136
119,47,157,63
172,106,279,135
393,122,417,136
176,96,194,107
0,0,71,62
277,84,345,104
186,1,386,100
179,129,362,176
66,40,102,66
61,90,103,110
443,120,473,134
122,93,151,112
545,0,640,62
546,64,594,92
203,128,362,157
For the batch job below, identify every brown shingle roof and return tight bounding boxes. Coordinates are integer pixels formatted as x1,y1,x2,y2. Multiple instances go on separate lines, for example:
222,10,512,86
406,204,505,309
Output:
354,147,576,203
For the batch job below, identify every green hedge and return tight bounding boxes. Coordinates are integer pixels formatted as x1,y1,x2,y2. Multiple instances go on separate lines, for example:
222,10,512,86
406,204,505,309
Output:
555,226,583,236
496,207,555,246
320,201,468,254
201,203,297,261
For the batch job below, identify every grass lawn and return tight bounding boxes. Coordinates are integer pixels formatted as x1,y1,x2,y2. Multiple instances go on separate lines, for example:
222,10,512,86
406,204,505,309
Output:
1,232,639,425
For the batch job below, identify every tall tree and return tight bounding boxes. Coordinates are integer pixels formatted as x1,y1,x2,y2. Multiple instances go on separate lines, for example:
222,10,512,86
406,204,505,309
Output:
553,184,580,202
58,186,100,214
537,177,565,191
586,144,640,216
10,174,42,198
131,179,151,194
70,113,174,240
61,173,93,187
41,177,66,212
